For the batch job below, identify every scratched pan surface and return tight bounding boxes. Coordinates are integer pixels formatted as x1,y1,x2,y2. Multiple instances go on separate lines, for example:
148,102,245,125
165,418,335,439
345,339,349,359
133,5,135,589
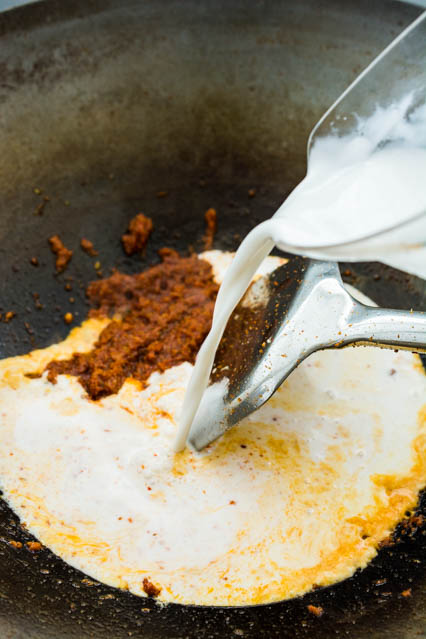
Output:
0,0,425,637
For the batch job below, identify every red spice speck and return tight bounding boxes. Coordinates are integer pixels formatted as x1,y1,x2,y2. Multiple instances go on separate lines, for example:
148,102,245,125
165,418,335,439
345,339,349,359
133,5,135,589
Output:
80,238,98,257
48,235,72,272
142,577,161,597
121,213,153,256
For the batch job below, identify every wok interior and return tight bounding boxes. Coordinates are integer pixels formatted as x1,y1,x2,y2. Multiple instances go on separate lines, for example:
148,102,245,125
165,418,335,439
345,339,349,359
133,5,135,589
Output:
0,0,425,637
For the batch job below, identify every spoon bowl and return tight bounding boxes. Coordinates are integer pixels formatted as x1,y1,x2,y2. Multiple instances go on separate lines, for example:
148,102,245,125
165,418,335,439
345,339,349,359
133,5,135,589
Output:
188,258,426,450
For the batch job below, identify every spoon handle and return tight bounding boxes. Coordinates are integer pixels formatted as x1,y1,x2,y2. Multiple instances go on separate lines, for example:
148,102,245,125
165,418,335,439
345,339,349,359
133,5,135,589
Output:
342,306,426,354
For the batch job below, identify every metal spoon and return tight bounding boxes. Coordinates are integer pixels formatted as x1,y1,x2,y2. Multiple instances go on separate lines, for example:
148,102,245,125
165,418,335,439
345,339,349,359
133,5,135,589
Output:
188,258,426,450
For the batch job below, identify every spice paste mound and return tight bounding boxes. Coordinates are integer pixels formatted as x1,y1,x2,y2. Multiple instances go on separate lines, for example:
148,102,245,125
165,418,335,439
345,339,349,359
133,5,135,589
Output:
0,251,424,607
46,251,218,399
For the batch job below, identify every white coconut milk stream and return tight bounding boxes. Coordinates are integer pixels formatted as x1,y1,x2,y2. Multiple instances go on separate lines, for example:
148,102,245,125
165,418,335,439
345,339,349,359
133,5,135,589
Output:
174,95,426,451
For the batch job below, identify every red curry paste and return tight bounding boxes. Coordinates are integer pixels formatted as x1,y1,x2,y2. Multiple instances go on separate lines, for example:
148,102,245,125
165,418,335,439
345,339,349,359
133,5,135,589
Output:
45,249,218,399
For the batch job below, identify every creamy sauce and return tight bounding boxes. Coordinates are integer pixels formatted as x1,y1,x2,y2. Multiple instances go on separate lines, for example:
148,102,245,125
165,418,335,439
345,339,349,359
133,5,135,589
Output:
175,95,426,451
0,253,424,605
0,253,425,606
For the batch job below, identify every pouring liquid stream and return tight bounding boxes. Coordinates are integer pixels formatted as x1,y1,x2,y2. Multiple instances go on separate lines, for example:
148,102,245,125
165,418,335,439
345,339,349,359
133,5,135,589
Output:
174,94,426,452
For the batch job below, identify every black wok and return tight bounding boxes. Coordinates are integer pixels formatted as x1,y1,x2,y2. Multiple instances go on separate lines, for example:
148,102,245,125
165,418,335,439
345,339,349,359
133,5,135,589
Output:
0,0,425,637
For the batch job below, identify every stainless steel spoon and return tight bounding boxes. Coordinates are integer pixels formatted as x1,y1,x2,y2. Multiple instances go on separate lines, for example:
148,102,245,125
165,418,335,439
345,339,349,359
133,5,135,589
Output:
188,258,426,451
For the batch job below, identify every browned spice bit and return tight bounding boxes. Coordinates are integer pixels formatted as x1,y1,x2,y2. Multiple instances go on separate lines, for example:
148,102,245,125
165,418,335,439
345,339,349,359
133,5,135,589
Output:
373,578,387,586
121,213,153,256
64,312,73,324
343,269,352,277
80,237,98,257
229,500,236,505
248,188,256,198
65,283,72,292
30,257,39,266
378,535,394,549
307,604,324,617
45,252,218,400
33,292,43,310
400,513,424,533
26,541,42,552
142,577,161,598
81,578,97,586
9,540,22,549
48,235,73,272
156,191,168,198
69,297,75,304
401,588,412,598
24,322,34,336
203,207,217,250
4,311,15,322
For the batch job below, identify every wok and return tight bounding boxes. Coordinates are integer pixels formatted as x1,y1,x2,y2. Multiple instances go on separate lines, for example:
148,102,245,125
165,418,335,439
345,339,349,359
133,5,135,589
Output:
0,0,425,637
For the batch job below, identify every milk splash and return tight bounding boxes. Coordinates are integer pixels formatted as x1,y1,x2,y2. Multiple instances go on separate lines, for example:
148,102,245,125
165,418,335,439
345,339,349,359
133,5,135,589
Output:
174,93,426,451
